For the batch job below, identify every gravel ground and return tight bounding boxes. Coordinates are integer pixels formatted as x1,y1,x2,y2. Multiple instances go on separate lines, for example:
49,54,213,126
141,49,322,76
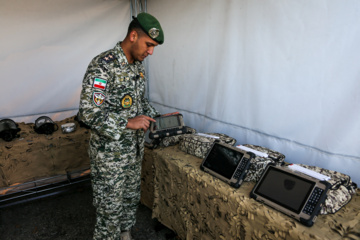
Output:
0,182,177,240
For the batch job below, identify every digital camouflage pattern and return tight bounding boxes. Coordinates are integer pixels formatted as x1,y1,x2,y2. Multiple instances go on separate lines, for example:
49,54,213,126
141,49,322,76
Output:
242,144,286,182
179,133,236,159
298,164,358,214
159,127,196,147
79,41,159,239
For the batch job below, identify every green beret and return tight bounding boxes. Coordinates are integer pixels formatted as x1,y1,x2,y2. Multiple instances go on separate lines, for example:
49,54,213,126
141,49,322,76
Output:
136,12,164,44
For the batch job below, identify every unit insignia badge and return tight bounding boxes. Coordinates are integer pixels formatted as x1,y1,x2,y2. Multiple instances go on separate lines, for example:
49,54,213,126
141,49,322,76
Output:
148,28,159,39
93,92,105,106
121,95,133,109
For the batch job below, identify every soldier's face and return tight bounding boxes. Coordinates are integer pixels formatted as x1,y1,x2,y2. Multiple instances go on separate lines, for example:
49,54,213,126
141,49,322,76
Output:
132,32,158,62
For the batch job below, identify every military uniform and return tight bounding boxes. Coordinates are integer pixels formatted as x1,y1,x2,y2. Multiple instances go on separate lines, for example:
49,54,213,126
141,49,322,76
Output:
79,41,160,239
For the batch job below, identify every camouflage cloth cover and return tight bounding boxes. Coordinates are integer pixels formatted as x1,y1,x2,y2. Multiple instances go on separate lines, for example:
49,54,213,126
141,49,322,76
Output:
298,164,358,215
241,144,286,182
178,133,236,159
159,127,196,147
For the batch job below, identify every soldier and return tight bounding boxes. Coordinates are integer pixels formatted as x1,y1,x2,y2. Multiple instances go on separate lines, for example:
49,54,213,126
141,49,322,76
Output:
78,12,164,240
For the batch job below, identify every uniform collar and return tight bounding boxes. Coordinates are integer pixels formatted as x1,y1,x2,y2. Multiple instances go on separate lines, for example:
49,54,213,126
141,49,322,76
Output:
114,41,142,69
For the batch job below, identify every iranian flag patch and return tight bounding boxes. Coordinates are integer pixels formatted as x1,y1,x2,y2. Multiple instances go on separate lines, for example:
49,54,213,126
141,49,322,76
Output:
93,78,107,90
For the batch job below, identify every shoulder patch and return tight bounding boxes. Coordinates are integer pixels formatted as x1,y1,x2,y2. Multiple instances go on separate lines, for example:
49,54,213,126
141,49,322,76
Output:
102,53,115,63
93,91,106,106
121,94,133,109
93,78,107,90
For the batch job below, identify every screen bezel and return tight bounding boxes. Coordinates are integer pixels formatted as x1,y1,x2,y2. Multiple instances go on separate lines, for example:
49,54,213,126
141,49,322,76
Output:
202,143,245,180
154,115,181,130
151,115,183,132
253,166,315,214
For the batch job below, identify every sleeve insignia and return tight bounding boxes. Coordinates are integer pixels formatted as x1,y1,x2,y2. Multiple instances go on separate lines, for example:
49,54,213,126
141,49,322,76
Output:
139,72,144,78
93,92,106,106
121,94,133,109
93,78,107,90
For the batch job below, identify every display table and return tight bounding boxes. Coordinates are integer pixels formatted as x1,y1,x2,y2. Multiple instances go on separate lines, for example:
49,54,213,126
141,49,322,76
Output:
141,146,360,240
2,120,359,239
0,116,90,188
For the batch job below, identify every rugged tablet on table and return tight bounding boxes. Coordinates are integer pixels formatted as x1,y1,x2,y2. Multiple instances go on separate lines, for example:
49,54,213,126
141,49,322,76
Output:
200,142,255,188
250,165,330,227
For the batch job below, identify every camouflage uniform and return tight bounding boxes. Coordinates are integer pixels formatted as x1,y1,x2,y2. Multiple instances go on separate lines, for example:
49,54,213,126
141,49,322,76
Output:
78,41,160,239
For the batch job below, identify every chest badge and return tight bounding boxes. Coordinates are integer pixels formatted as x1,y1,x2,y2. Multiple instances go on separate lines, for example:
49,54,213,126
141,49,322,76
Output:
121,95,133,109
93,92,105,106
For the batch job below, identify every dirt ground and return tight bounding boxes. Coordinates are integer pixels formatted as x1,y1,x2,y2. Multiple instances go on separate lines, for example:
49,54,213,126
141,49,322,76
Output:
0,181,177,240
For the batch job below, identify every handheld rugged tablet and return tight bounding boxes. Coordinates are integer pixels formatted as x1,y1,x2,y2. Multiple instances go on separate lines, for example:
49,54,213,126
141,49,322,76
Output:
200,142,255,188
149,113,187,139
250,165,330,227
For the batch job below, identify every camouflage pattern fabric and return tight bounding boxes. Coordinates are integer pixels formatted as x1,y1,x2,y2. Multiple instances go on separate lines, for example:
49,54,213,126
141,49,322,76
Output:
241,144,286,182
149,146,360,240
159,127,197,147
78,41,159,239
179,133,236,159
298,164,358,215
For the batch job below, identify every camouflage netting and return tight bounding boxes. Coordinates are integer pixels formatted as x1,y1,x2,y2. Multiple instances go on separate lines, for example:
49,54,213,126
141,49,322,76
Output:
0,116,90,188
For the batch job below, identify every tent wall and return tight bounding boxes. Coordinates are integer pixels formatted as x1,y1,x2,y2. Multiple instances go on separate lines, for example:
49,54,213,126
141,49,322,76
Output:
1,0,359,184
147,0,360,184
0,0,129,123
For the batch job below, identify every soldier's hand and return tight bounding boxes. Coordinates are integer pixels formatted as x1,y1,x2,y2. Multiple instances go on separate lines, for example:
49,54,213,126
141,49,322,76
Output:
126,115,156,131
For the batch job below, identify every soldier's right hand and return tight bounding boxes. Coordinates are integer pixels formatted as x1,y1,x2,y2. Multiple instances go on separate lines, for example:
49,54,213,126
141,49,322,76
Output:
126,115,156,132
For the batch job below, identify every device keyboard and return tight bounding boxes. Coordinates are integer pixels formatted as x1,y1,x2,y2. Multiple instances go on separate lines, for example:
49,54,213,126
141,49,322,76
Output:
233,157,250,179
302,187,324,215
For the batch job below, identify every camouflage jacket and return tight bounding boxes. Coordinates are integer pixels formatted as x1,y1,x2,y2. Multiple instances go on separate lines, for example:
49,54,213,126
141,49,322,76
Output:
78,41,160,143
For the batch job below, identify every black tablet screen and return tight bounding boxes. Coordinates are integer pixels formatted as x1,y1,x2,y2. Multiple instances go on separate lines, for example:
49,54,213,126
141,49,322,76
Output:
254,166,315,213
203,143,244,179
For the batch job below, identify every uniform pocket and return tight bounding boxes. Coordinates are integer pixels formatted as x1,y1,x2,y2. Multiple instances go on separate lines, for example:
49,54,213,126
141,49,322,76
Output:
104,130,137,157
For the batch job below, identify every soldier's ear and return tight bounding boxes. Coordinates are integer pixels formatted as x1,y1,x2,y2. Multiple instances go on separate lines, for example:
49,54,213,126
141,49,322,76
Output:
129,30,138,42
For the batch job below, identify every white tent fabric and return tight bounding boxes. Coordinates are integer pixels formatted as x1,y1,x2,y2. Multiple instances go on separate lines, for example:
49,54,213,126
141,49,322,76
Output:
1,0,359,184
0,0,129,123
146,0,360,184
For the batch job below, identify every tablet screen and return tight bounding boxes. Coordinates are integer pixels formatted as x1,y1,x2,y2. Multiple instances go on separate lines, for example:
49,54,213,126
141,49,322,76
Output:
203,143,244,179
254,166,315,213
154,115,181,130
